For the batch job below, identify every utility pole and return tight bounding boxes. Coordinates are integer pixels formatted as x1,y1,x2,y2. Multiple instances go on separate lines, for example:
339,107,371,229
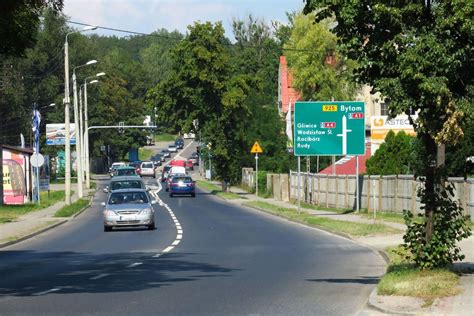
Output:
64,35,71,205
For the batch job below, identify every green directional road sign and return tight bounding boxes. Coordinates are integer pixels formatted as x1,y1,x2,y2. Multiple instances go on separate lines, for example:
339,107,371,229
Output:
294,101,365,156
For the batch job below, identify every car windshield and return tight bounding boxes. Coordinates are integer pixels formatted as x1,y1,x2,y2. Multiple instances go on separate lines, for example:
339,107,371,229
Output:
142,163,153,168
108,192,148,204
110,180,143,191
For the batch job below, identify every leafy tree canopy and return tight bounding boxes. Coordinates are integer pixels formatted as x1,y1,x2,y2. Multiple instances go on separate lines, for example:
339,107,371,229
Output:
285,12,357,100
0,0,63,57
366,131,418,176
148,22,252,187
304,0,473,268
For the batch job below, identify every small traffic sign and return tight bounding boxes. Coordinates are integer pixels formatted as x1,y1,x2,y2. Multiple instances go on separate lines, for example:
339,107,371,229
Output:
250,141,263,154
31,153,45,167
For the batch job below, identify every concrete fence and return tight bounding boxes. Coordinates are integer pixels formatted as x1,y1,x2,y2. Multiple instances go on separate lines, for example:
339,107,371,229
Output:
241,168,474,217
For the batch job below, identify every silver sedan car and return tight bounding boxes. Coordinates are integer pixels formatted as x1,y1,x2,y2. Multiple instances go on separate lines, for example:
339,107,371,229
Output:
102,189,156,231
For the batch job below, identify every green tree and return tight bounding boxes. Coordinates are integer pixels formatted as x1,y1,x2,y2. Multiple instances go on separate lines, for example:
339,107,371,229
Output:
148,22,250,189
304,1,472,268
284,12,357,101
366,131,417,176
0,0,63,57
139,29,183,86
231,15,293,174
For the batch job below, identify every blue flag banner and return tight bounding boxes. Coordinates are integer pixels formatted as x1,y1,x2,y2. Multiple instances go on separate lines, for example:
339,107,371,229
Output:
32,106,41,153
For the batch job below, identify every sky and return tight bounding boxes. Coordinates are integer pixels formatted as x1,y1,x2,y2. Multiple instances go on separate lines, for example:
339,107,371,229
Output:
63,0,305,39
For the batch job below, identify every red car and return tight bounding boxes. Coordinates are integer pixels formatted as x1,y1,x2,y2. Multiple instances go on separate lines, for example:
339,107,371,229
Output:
185,160,194,171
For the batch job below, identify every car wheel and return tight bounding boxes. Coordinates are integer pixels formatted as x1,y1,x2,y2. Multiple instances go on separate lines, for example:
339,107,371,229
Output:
169,193,173,197
191,193,195,197
148,222,155,230
104,225,112,232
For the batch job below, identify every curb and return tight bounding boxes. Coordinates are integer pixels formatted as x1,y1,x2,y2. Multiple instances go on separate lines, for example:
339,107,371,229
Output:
244,202,406,316
242,202,355,241
71,193,95,219
0,219,68,249
367,287,420,316
0,190,96,249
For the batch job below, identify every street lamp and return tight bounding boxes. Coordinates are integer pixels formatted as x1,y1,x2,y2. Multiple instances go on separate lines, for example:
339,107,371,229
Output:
81,72,105,189
64,25,97,205
72,59,97,198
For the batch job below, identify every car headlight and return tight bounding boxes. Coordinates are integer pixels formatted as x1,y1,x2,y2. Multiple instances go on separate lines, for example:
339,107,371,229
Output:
103,210,116,216
140,208,152,215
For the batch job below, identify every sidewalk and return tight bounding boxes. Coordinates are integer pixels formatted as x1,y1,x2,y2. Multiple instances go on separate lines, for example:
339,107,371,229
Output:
0,183,95,248
200,177,474,316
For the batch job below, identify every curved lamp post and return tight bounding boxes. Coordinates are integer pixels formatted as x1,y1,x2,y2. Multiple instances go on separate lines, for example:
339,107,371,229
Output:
72,59,97,198
64,25,96,204
81,72,105,189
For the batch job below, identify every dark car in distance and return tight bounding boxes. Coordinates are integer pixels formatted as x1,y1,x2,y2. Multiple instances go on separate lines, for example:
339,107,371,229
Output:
160,149,170,158
175,138,184,149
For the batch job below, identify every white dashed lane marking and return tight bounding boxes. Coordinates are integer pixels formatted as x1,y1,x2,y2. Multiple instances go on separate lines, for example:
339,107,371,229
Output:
89,273,110,280
149,179,183,258
32,288,61,296
126,262,143,268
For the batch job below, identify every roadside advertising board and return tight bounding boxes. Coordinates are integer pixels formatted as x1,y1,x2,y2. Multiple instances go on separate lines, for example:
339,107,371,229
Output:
370,115,417,153
46,123,76,145
294,101,366,156
2,148,28,204
39,155,50,191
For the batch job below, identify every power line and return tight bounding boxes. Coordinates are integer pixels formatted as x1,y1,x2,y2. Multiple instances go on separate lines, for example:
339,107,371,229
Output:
68,20,179,39
66,20,314,52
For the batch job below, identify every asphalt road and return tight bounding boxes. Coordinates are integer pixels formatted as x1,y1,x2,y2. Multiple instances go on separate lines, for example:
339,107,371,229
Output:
0,140,386,315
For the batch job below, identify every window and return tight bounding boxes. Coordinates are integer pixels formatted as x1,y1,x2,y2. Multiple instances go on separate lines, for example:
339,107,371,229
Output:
380,101,389,116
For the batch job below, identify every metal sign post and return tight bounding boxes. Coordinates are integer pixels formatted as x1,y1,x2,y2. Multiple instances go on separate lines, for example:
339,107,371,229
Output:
255,153,259,198
356,155,360,213
297,156,301,213
250,141,263,198
294,101,365,212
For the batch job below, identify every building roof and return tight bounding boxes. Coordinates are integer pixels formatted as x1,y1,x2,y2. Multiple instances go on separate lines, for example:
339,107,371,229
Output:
279,56,301,113
1,144,33,155
318,143,371,175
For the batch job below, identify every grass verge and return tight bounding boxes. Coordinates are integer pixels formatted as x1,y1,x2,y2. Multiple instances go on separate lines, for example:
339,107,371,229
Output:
196,180,245,200
377,246,462,306
290,200,409,224
54,198,89,217
290,199,350,213
139,147,154,161
154,133,176,142
0,191,65,223
244,201,400,236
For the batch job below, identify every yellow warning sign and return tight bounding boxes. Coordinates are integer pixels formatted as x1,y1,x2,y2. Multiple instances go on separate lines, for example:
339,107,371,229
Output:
250,141,263,154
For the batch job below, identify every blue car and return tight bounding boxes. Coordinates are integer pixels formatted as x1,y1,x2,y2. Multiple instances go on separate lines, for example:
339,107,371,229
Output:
169,176,195,197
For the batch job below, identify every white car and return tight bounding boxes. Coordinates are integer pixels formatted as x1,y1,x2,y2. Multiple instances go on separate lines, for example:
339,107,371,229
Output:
140,161,156,178
183,133,195,139
102,189,156,231
168,144,178,152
